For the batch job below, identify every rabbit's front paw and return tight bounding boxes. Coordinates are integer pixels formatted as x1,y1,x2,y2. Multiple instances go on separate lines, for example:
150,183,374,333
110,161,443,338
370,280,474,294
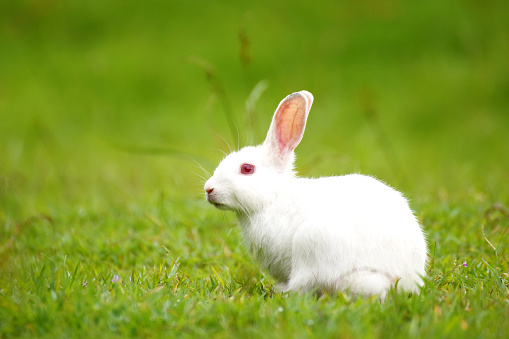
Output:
274,282,290,294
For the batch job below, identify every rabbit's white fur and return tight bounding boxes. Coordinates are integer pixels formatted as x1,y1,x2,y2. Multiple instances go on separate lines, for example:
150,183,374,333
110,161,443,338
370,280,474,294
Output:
204,91,427,298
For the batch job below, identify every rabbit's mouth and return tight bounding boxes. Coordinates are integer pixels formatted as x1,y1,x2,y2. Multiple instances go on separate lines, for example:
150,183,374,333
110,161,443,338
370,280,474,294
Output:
211,201,229,210
207,194,229,210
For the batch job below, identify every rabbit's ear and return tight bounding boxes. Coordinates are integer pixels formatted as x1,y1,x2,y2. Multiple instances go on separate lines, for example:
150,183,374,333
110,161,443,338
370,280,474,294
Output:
263,91,313,167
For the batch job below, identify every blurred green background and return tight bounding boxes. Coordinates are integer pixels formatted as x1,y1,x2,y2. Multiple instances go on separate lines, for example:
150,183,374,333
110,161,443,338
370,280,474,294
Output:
1,0,508,218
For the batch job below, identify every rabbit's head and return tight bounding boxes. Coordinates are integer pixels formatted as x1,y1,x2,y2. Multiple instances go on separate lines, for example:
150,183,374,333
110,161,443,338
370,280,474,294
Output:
204,91,314,213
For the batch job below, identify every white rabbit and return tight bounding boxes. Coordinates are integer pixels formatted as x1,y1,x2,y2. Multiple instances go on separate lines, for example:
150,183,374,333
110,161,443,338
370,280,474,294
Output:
204,90,427,298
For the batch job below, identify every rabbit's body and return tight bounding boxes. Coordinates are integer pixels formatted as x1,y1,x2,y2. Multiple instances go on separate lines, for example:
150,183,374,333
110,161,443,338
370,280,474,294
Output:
238,174,425,296
205,91,427,297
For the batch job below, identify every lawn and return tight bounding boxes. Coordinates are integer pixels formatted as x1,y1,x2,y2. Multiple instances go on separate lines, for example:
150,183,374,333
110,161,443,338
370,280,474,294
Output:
1,0,508,338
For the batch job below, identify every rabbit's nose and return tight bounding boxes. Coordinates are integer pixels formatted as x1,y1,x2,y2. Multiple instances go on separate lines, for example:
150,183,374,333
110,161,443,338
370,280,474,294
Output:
206,188,214,194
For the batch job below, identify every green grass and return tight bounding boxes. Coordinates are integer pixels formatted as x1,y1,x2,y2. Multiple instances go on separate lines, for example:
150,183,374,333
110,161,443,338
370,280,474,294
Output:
1,0,508,337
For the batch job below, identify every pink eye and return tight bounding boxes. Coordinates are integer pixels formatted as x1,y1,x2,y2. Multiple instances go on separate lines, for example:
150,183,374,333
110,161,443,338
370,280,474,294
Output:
240,163,255,175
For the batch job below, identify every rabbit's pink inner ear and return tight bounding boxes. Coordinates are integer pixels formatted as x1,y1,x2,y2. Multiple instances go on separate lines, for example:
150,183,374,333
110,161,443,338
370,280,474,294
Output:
273,94,308,153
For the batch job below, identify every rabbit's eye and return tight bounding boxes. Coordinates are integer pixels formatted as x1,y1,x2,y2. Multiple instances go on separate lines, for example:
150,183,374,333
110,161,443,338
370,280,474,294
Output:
240,163,255,175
